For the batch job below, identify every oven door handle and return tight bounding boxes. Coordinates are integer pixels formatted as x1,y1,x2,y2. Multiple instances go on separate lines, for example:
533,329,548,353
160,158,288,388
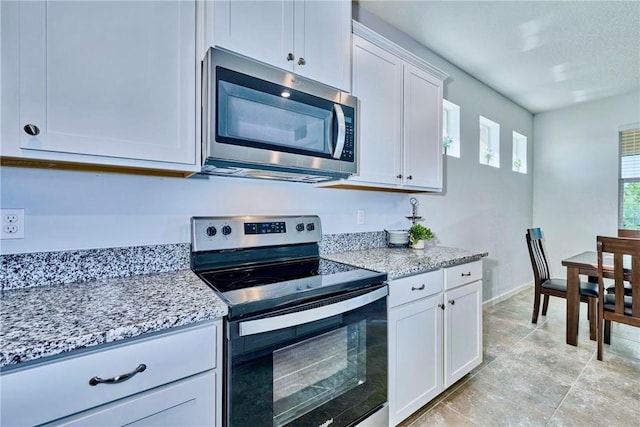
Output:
238,286,388,337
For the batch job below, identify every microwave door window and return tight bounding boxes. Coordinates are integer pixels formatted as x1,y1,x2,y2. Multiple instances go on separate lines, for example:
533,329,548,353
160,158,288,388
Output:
218,81,333,157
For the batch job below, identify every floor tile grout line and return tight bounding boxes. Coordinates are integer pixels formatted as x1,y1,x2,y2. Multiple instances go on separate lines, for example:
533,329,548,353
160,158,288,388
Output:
544,350,597,426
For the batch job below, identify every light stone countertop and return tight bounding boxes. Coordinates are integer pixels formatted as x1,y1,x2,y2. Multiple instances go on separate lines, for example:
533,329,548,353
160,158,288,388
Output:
0,270,227,368
323,245,488,280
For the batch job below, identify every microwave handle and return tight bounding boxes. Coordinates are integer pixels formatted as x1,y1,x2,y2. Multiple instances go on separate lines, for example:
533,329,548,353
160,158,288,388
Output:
332,104,346,159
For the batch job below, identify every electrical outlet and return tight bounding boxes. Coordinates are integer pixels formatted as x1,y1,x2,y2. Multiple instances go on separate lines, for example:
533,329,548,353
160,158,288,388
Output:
1,209,25,239
357,210,365,225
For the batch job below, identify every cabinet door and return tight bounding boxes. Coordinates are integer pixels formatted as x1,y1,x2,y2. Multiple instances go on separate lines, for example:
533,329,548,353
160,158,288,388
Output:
48,371,217,427
350,35,403,186
213,0,294,72
294,0,351,91
19,1,196,165
402,62,443,191
444,280,483,388
388,294,443,426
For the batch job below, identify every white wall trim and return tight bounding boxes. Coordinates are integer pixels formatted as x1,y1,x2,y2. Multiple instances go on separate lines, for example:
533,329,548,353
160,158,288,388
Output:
483,281,532,308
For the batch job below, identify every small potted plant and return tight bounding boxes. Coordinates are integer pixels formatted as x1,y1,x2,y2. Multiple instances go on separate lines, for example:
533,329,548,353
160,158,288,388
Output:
513,158,522,171
442,136,453,152
408,224,435,249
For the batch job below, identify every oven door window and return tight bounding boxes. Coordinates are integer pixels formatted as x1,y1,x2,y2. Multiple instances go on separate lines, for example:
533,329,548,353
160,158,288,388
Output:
227,291,387,427
273,323,366,426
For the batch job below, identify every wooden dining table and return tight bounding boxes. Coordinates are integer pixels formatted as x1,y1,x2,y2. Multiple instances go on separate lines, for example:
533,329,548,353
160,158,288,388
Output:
561,251,599,346
561,250,632,346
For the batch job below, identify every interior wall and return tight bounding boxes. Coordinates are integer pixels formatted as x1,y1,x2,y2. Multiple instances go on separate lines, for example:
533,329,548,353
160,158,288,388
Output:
355,7,534,301
532,90,640,276
1,5,534,302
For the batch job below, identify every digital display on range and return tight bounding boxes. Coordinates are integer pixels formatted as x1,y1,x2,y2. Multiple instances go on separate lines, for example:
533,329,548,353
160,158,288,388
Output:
244,222,287,235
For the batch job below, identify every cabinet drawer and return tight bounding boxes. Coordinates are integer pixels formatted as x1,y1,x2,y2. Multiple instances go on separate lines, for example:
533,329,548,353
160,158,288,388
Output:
388,269,443,309
1,321,217,427
444,261,482,290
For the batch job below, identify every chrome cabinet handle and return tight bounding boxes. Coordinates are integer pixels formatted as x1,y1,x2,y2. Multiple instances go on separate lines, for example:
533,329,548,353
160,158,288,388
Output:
89,364,147,386
411,284,426,291
24,124,40,136
449,299,455,305
396,174,402,179
286,53,295,61
297,57,306,66
407,175,413,180
438,304,445,310
461,272,472,277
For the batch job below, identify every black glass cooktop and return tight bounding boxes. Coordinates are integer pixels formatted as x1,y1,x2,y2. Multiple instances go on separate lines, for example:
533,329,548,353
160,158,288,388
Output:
198,258,355,292
196,258,386,319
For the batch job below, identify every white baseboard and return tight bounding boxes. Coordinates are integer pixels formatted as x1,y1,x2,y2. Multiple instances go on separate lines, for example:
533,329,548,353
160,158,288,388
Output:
482,281,533,308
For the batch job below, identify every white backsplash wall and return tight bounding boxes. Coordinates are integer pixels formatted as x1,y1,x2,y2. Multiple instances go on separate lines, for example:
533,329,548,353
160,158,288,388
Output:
0,167,409,254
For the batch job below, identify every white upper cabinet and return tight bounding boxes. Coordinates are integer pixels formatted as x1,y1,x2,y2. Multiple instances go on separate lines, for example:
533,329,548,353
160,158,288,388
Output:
349,35,403,186
402,63,443,190
322,22,446,193
12,1,198,171
212,0,351,91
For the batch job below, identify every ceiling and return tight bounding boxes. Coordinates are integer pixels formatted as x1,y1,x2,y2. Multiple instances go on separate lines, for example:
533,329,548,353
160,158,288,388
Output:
357,0,640,114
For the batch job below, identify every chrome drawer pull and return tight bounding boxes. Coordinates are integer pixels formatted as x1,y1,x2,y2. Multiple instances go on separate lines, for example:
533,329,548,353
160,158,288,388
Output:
461,272,472,277
89,364,147,386
411,284,426,291
449,299,456,305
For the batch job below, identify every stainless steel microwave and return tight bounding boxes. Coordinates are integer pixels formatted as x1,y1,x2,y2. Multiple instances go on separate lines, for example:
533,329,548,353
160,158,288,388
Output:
201,47,358,183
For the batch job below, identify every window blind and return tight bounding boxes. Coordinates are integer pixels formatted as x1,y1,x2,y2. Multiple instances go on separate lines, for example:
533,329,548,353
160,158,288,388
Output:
621,127,640,179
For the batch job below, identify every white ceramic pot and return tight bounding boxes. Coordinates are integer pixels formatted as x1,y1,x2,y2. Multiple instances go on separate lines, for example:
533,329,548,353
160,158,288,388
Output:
411,239,425,249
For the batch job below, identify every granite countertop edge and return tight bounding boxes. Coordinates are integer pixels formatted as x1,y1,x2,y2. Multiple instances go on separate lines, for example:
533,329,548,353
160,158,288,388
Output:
0,269,228,369
323,246,489,280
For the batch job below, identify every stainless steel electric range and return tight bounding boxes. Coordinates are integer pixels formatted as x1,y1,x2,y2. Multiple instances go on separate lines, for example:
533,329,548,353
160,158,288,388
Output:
190,215,388,427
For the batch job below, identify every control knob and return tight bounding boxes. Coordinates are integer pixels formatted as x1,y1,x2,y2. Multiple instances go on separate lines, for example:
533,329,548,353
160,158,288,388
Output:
222,225,232,236
205,226,217,237
306,223,315,231
296,223,305,232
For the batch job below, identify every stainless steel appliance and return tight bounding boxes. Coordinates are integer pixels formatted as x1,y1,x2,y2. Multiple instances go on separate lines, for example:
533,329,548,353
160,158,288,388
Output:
201,48,358,183
190,216,388,426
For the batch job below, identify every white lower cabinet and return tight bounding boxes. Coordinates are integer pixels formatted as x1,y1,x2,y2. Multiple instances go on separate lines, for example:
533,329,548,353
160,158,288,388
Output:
443,280,483,388
0,320,222,427
387,261,483,426
48,370,216,427
388,291,443,426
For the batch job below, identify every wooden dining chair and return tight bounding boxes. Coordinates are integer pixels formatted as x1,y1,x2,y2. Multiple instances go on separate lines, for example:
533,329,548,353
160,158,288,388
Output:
526,228,598,338
606,229,639,297
618,229,640,239
596,236,640,360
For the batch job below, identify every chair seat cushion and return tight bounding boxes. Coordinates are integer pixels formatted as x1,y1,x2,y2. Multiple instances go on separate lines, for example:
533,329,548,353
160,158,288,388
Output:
541,279,598,297
603,294,633,315
606,282,633,296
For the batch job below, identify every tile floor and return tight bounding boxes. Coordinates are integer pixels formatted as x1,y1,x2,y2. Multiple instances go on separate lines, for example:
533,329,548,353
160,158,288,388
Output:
400,289,640,426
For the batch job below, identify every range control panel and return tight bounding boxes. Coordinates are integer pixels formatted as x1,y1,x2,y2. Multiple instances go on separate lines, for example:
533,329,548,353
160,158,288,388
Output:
191,215,322,252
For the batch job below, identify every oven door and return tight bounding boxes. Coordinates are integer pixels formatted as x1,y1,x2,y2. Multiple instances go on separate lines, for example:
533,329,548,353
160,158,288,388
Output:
225,285,388,427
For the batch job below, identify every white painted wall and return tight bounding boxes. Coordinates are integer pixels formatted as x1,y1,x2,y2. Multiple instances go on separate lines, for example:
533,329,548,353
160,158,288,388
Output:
355,8,534,301
532,90,640,276
0,5,535,302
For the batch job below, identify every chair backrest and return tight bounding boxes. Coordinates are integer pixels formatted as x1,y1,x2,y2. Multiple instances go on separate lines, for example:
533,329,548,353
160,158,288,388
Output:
618,229,640,239
596,236,640,320
526,228,551,285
